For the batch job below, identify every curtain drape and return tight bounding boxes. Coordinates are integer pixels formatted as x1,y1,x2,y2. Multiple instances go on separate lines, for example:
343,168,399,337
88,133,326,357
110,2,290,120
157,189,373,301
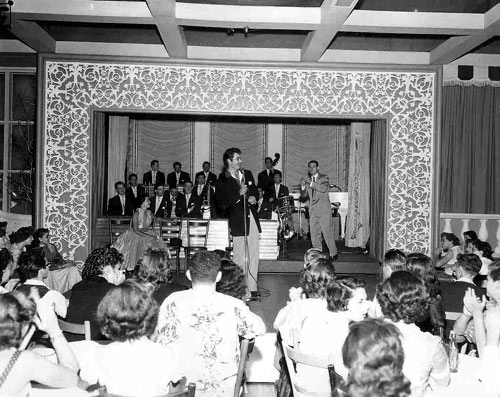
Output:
125,119,138,180
369,119,387,262
91,112,106,248
210,122,266,176
284,123,349,190
107,115,129,198
441,85,500,214
345,122,371,248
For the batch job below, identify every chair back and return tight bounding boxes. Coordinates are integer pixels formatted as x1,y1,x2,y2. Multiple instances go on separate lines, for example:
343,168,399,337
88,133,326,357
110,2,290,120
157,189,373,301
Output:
184,219,209,259
234,338,255,397
159,218,183,274
109,217,131,245
58,319,91,340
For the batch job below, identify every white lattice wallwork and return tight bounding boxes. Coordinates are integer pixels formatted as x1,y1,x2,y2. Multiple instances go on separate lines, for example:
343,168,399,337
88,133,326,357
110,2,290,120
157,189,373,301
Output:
42,60,436,264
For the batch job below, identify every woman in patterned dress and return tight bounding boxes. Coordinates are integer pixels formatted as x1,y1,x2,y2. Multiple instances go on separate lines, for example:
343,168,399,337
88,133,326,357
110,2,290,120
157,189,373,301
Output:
112,196,169,271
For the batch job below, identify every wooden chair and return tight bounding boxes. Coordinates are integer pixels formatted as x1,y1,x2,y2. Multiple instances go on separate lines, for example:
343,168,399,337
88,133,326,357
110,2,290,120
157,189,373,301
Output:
159,218,183,275
282,340,341,397
183,219,209,263
108,217,131,245
234,338,255,397
58,319,91,340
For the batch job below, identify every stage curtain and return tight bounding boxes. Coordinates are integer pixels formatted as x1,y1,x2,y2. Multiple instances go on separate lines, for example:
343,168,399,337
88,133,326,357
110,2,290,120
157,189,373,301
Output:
370,119,387,262
126,119,138,180
441,85,500,214
91,112,107,248
107,115,129,199
345,122,371,248
284,123,349,191
135,119,193,184
210,122,266,176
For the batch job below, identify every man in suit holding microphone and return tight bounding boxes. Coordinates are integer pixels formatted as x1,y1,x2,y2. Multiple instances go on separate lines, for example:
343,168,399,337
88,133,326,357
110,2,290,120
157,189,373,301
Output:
300,160,338,260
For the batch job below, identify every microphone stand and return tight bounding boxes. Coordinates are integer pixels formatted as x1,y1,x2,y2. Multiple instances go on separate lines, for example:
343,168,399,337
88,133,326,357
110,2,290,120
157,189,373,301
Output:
240,169,250,289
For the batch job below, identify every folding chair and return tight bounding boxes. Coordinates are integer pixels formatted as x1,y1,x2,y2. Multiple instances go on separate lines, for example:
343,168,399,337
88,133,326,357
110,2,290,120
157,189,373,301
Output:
183,219,209,263
58,319,91,340
234,338,255,397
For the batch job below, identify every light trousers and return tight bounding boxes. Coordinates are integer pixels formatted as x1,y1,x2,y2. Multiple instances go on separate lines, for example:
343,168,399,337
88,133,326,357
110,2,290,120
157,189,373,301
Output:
233,215,260,292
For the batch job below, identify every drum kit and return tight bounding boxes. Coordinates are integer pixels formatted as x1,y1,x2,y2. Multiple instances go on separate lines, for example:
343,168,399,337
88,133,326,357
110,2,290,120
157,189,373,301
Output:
275,195,295,242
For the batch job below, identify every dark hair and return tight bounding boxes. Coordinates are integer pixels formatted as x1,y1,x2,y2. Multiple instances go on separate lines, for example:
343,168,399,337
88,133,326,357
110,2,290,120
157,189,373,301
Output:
97,280,158,342
406,253,440,298
274,170,282,178
188,251,221,284
471,240,493,260
114,181,125,190
342,319,411,397
223,148,241,168
441,232,460,247
173,161,181,168
9,227,34,245
213,249,229,260
463,230,477,242
456,253,482,277
488,261,500,282
308,160,319,167
376,271,429,324
18,250,47,282
203,161,210,167
216,259,246,300
136,249,172,287
383,249,407,272
135,195,149,210
303,248,326,265
0,292,36,349
31,228,50,249
299,257,336,299
184,180,193,187
264,157,273,163
82,247,123,280
151,160,159,167
128,173,138,180
327,276,366,312
0,249,13,282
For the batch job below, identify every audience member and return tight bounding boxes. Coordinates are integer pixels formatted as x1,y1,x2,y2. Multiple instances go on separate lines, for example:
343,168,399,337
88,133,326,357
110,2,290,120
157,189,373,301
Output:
382,248,407,281
0,249,13,293
167,161,190,189
66,247,125,340
476,304,500,396
463,230,478,252
135,249,187,305
8,226,34,267
377,271,450,396
274,257,335,344
87,280,183,396
0,222,10,250
107,181,134,216
406,253,445,336
296,276,369,393
156,251,265,397
0,291,80,395
342,319,411,397
435,232,462,276
216,258,247,300
470,239,493,277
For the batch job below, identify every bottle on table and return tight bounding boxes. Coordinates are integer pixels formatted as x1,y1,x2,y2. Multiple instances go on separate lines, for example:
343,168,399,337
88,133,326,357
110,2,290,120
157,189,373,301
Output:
448,330,459,373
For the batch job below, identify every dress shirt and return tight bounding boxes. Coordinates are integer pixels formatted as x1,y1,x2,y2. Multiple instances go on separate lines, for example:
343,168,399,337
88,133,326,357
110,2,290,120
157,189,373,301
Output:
197,186,203,196
152,171,157,185
204,172,209,185
275,184,280,198
131,186,137,198
155,195,162,214
119,195,126,215
176,172,180,185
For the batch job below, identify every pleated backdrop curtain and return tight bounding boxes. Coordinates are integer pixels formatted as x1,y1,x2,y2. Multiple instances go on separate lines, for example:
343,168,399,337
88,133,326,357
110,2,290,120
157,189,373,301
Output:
284,123,349,190
345,122,371,248
210,122,266,176
91,112,107,249
441,85,500,214
134,119,193,183
107,115,129,198
369,120,387,262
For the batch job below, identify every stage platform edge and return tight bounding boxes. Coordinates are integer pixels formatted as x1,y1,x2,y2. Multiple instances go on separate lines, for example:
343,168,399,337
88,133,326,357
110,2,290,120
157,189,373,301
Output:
260,259,380,274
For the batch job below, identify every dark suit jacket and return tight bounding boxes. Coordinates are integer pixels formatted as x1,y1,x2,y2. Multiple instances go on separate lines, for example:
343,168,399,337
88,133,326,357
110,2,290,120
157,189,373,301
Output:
167,171,191,189
164,194,185,218
107,194,135,216
215,170,261,236
179,193,200,218
266,183,290,204
152,282,189,306
150,195,168,218
195,171,217,187
126,185,145,208
143,170,166,186
193,185,216,218
257,169,275,195
441,280,486,314
257,198,273,220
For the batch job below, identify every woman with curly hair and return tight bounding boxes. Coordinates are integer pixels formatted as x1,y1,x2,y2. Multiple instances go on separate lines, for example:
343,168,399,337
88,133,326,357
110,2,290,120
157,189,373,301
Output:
216,258,247,300
8,227,34,268
295,276,369,394
435,232,462,276
406,253,445,336
90,279,184,396
377,271,450,397
65,247,125,340
342,318,411,397
135,249,187,305
273,257,335,344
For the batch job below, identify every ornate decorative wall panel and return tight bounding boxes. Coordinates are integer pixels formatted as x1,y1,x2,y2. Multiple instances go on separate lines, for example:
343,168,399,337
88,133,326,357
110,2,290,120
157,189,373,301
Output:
43,60,436,263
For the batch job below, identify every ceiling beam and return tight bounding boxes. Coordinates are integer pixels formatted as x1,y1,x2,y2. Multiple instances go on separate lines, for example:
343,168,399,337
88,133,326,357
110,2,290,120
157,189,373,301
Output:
430,3,500,64
301,0,359,62
9,18,56,53
146,0,186,58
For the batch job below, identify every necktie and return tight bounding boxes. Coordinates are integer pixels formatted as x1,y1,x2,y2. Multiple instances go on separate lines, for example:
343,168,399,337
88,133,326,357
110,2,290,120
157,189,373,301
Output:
152,171,156,184
120,195,125,215
312,176,316,198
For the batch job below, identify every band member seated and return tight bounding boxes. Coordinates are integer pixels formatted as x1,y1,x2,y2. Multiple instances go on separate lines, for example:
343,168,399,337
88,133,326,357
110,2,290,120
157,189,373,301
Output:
195,161,217,186
165,187,185,219
194,174,216,218
257,187,273,220
108,181,135,216
257,157,275,197
167,161,190,189
150,185,168,219
143,160,165,186
179,181,199,218
266,171,290,209
126,173,145,207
